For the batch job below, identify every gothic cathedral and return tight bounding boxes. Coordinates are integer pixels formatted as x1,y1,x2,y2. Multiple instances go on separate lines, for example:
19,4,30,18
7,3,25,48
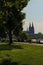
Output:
27,22,34,34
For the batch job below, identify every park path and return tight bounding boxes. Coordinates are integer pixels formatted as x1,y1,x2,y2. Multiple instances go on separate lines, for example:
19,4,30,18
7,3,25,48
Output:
21,42,43,46
31,43,43,46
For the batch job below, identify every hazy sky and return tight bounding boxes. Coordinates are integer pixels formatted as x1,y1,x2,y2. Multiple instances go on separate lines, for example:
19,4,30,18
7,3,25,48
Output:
23,0,43,33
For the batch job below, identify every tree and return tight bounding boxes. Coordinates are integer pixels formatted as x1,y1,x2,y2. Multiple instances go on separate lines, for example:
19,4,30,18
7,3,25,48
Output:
0,25,6,38
0,0,30,45
18,31,28,42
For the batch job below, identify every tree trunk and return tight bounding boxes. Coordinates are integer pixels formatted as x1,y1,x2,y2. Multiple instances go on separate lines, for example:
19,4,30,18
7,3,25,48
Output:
9,29,12,45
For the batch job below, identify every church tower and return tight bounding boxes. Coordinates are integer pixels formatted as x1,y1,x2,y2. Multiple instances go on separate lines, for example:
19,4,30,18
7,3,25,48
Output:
29,22,34,34
31,22,34,34
29,23,32,33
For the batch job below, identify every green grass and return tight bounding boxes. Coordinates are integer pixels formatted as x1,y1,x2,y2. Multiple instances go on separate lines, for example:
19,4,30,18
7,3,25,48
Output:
0,42,43,65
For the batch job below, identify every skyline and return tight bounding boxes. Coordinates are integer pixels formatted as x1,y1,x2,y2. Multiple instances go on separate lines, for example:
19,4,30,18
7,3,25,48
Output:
23,21,43,34
22,0,43,33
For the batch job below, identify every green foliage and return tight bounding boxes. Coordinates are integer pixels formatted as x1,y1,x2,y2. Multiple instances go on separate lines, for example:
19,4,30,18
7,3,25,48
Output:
0,0,30,44
18,31,31,42
0,0,30,30
19,31,28,40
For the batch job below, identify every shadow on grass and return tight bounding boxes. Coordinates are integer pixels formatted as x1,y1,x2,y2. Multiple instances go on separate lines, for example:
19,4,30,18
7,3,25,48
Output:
0,44,23,50
1,59,29,65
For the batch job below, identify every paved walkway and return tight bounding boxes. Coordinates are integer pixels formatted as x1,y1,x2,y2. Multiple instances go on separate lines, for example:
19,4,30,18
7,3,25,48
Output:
22,42,43,46
31,43,43,46
16,42,43,46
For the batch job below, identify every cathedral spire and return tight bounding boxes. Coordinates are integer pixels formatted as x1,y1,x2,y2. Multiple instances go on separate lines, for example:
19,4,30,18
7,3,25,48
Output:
32,22,34,27
29,22,34,34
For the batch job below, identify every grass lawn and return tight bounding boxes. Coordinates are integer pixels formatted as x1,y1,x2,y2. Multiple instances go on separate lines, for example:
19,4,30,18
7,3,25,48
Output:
0,42,43,65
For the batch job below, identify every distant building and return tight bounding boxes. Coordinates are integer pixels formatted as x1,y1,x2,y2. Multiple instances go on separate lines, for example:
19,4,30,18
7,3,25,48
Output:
29,22,34,34
25,22,43,40
27,22,34,35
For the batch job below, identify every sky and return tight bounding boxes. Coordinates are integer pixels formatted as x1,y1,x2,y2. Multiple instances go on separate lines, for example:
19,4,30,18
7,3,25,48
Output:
22,0,43,33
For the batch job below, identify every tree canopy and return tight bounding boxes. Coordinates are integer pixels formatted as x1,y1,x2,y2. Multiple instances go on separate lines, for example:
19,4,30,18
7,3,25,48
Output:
0,0,30,44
